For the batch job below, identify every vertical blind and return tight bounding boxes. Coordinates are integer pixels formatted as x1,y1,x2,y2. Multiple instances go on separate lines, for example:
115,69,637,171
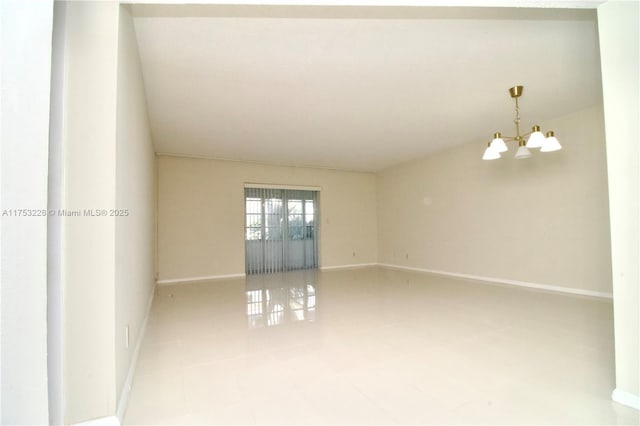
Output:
245,187,318,275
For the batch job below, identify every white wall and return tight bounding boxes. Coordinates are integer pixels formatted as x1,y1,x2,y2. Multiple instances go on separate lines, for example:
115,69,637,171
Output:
115,4,156,413
0,1,53,423
598,0,640,409
53,2,158,423
157,156,377,280
377,104,612,295
48,2,67,424
58,1,119,423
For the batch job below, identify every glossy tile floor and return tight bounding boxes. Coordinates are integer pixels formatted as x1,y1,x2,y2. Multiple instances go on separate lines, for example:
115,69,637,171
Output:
124,268,639,425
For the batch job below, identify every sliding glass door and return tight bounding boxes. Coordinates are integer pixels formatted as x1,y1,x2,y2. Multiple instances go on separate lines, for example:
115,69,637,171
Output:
245,187,318,274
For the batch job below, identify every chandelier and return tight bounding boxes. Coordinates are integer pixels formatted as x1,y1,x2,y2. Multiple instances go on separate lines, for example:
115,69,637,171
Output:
482,85,562,160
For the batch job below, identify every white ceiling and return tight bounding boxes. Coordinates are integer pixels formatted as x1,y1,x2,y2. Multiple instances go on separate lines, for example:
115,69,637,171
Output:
131,5,602,172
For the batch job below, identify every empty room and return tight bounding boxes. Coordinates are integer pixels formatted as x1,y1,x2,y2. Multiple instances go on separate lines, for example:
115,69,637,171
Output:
1,0,639,425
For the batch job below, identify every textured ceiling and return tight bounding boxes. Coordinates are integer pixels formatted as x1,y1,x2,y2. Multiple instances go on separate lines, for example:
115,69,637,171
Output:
132,5,602,172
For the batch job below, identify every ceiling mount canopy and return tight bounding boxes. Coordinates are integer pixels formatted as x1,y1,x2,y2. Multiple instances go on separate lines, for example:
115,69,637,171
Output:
482,85,562,161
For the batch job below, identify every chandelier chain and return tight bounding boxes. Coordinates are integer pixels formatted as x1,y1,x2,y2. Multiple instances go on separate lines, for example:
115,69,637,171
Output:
514,96,521,140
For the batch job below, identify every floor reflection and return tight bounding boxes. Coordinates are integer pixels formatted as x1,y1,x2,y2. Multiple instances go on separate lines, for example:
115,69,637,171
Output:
245,269,317,329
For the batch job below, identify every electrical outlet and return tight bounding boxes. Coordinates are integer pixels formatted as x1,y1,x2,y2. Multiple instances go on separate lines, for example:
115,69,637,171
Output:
405,253,409,260
352,251,356,257
125,325,130,349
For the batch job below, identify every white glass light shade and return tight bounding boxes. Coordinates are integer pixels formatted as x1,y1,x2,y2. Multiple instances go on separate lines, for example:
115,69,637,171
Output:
541,132,562,152
490,137,508,153
482,146,501,160
526,130,545,148
514,145,532,159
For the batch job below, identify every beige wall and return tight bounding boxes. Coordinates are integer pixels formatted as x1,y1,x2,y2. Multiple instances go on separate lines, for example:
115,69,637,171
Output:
377,104,612,294
598,0,639,406
157,156,377,280
115,5,156,412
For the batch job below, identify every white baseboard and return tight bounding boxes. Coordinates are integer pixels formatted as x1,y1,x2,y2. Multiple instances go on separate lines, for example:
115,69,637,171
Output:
320,263,378,271
157,273,245,285
612,388,640,411
115,284,156,423
72,416,120,426
377,263,613,299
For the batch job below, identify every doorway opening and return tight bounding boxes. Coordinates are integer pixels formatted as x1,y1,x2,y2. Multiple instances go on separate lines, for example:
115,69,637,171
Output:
244,186,318,274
